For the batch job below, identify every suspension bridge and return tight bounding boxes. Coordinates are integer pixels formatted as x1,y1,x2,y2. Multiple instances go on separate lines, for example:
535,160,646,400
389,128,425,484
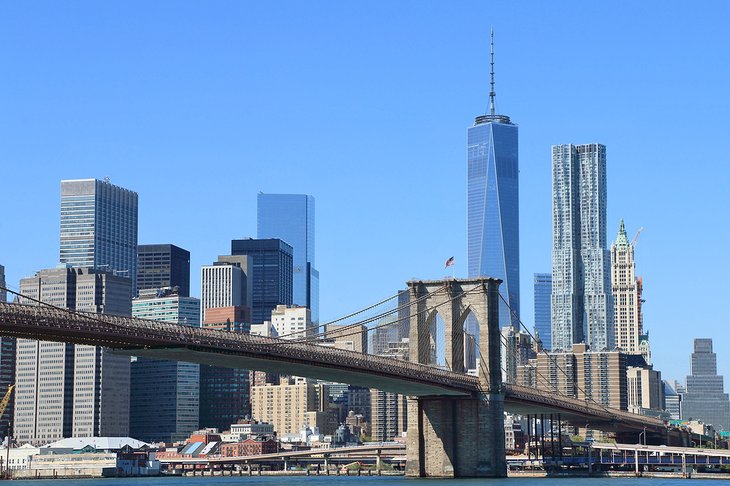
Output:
0,277,680,478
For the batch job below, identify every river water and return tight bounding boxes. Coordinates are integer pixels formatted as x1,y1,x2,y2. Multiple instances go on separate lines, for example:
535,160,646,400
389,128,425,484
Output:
9,477,725,485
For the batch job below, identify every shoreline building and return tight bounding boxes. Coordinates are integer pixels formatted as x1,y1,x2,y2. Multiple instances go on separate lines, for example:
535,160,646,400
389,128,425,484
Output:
533,273,552,350
59,178,138,294
137,244,191,297
467,30,520,329
551,143,613,352
257,194,319,324
131,287,200,443
15,267,132,444
611,220,643,354
680,339,730,430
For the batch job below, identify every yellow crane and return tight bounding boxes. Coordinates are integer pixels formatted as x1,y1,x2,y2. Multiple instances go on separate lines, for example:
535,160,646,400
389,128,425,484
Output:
0,385,14,479
0,385,13,420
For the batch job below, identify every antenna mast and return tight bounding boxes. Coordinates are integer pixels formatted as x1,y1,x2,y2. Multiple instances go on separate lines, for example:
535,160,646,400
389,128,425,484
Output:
489,28,496,116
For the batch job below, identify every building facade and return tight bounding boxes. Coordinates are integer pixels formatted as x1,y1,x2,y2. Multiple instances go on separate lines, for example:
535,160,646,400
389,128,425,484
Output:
200,256,250,324
533,273,552,350
270,305,313,339
130,288,200,443
466,35,520,328
627,366,664,415
250,378,329,436
59,178,138,294
15,267,132,444
257,193,319,324
230,238,293,324
681,339,730,430
136,244,191,297
0,264,6,302
551,144,613,352
611,220,643,353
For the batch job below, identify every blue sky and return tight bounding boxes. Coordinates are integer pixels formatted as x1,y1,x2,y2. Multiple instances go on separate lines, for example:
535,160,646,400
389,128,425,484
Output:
1,1,729,385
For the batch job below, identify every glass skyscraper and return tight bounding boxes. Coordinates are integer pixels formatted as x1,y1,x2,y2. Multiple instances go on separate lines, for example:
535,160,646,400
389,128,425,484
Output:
230,238,293,324
551,144,613,351
533,273,552,350
467,32,520,329
257,193,319,324
60,178,138,294
137,244,191,297
681,338,730,430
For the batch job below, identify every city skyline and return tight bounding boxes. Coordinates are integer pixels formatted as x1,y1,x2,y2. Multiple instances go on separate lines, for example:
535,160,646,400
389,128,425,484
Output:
2,1,730,386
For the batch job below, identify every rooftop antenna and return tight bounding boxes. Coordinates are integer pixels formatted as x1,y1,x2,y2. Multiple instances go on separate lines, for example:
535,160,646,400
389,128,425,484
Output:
489,27,496,116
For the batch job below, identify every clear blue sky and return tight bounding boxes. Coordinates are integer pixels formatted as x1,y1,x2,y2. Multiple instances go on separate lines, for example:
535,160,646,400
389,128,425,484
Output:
2,1,729,385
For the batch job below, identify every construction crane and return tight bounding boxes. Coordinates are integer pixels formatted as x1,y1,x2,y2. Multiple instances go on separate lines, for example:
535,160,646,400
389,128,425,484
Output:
0,384,13,480
631,227,644,247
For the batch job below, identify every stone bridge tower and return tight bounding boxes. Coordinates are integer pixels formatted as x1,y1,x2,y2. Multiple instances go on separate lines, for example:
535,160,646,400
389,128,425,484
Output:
405,278,506,478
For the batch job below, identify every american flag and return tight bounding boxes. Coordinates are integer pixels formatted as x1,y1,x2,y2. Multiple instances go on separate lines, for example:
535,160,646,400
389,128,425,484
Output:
444,256,455,268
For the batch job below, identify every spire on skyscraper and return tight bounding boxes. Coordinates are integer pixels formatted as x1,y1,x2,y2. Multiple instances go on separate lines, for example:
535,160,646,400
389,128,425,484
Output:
615,219,629,248
489,27,496,116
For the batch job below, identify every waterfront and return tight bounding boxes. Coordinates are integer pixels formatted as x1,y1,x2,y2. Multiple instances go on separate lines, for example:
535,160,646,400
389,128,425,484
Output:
8,478,730,486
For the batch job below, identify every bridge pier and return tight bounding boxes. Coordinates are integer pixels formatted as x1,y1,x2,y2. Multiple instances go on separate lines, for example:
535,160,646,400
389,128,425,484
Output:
405,278,506,478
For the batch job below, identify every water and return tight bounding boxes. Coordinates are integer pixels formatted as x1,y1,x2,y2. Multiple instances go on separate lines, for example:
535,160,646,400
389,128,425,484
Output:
8,478,724,486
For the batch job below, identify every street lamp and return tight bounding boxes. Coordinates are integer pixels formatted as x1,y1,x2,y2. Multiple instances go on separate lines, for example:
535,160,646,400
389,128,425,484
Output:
638,427,647,446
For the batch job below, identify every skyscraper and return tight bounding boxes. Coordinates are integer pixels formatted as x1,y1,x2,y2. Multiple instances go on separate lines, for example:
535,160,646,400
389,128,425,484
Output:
137,244,191,297
551,144,613,352
230,238,293,324
533,273,552,350
681,339,730,430
0,264,6,302
257,193,319,323
131,287,200,443
467,31,519,328
59,178,138,294
200,256,251,324
15,267,132,444
611,220,643,354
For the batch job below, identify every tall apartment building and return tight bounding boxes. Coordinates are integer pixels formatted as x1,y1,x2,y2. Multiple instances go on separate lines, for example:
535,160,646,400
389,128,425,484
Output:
467,31,520,329
551,144,613,352
131,288,200,443
250,378,330,436
533,273,552,350
200,256,251,324
257,193,319,324
231,238,293,324
610,220,643,353
370,391,407,441
59,178,138,294
681,339,730,430
527,343,627,410
15,267,132,444
137,244,191,297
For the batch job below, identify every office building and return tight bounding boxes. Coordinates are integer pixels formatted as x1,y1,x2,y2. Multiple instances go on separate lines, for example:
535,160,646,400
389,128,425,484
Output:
501,327,534,384
627,366,664,415
130,288,200,443
611,220,643,353
270,305,313,339
230,238,293,324
467,31,520,328
681,339,730,430
200,256,251,324
325,324,367,353
0,262,14,439
663,380,682,420
59,178,138,294
551,143,613,352
15,266,132,444
257,193,319,323
198,306,251,432
137,244,191,297
533,273,552,350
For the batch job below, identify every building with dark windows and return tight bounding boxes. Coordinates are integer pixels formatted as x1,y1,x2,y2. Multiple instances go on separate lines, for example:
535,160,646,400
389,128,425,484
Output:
59,178,138,294
681,339,730,430
131,287,200,443
533,273,552,350
0,264,6,302
467,31,519,329
257,193,319,323
137,244,191,297
230,238,293,324
551,144,613,352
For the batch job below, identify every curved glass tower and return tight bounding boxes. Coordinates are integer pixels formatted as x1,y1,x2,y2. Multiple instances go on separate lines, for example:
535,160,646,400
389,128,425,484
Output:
467,31,520,329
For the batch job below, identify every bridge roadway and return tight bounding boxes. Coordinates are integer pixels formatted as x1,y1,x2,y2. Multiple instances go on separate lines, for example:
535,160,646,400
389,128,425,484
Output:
161,443,406,466
0,302,666,433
